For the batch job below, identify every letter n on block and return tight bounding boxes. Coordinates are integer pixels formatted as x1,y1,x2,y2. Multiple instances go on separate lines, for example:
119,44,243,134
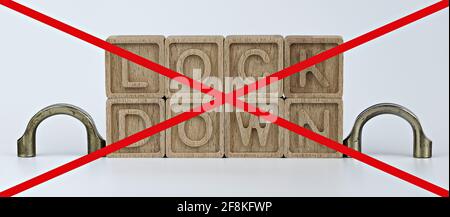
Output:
107,98,165,157
106,36,166,98
166,99,224,158
284,36,343,98
284,98,343,158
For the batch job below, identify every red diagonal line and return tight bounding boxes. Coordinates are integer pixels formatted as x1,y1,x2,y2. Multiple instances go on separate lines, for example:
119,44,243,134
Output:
234,101,450,197
0,0,448,197
0,0,222,98
233,0,450,98
0,102,219,197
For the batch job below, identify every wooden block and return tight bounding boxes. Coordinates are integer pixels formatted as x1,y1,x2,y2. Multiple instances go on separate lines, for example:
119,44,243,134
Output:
107,98,165,157
166,98,224,157
225,98,284,158
284,98,343,158
225,36,283,97
284,36,343,98
106,35,166,98
165,36,224,97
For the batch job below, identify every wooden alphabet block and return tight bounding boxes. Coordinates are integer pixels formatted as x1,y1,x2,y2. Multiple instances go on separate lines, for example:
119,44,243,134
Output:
284,98,343,158
107,98,165,157
284,36,343,98
225,98,284,157
104,35,346,158
165,36,224,97
225,36,283,97
106,36,166,98
166,99,224,157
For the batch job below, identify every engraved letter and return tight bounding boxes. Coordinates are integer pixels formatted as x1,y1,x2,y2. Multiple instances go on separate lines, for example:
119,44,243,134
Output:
236,113,271,147
178,113,213,147
297,110,330,151
298,49,330,87
119,109,152,147
121,59,149,88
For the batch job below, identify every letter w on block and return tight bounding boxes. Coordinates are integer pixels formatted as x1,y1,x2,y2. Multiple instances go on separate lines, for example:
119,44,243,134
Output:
236,113,271,147
225,99,284,158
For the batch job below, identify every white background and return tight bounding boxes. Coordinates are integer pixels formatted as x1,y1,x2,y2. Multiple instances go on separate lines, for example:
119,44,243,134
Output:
0,0,448,196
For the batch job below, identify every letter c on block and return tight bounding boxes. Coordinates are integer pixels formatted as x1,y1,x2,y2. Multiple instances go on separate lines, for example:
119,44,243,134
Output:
238,49,270,78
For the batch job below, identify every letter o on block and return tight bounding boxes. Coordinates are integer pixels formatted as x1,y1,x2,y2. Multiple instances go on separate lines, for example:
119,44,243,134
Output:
166,101,224,158
178,113,213,148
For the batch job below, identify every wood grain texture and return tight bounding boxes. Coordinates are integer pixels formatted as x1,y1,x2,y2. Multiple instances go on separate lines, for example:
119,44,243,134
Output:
165,36,224,97
106,35,166,98
284,36,343,98
225,98,284,158
284,98,343,158
225,36,284,98
166,99,224,158
106,98,165,157
104,35,345,158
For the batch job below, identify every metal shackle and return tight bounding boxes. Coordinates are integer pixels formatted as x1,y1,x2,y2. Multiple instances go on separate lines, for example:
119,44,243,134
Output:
343,103,432,158
17,104,106,157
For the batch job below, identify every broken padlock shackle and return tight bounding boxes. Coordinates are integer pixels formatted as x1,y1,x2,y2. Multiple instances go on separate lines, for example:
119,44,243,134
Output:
17,104,106,157
17,103,432,158
344,103,432,158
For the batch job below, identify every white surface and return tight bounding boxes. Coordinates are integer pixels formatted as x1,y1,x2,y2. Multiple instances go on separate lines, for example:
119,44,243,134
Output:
0,156,448,197
0,156,449,196
0,0,448,196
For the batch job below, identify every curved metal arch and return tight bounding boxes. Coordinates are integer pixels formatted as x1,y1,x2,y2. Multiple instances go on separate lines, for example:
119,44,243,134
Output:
343,103,432,158
17,104,106,157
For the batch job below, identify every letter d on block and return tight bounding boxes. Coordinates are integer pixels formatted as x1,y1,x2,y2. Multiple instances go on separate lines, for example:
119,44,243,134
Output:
118,109,152,148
